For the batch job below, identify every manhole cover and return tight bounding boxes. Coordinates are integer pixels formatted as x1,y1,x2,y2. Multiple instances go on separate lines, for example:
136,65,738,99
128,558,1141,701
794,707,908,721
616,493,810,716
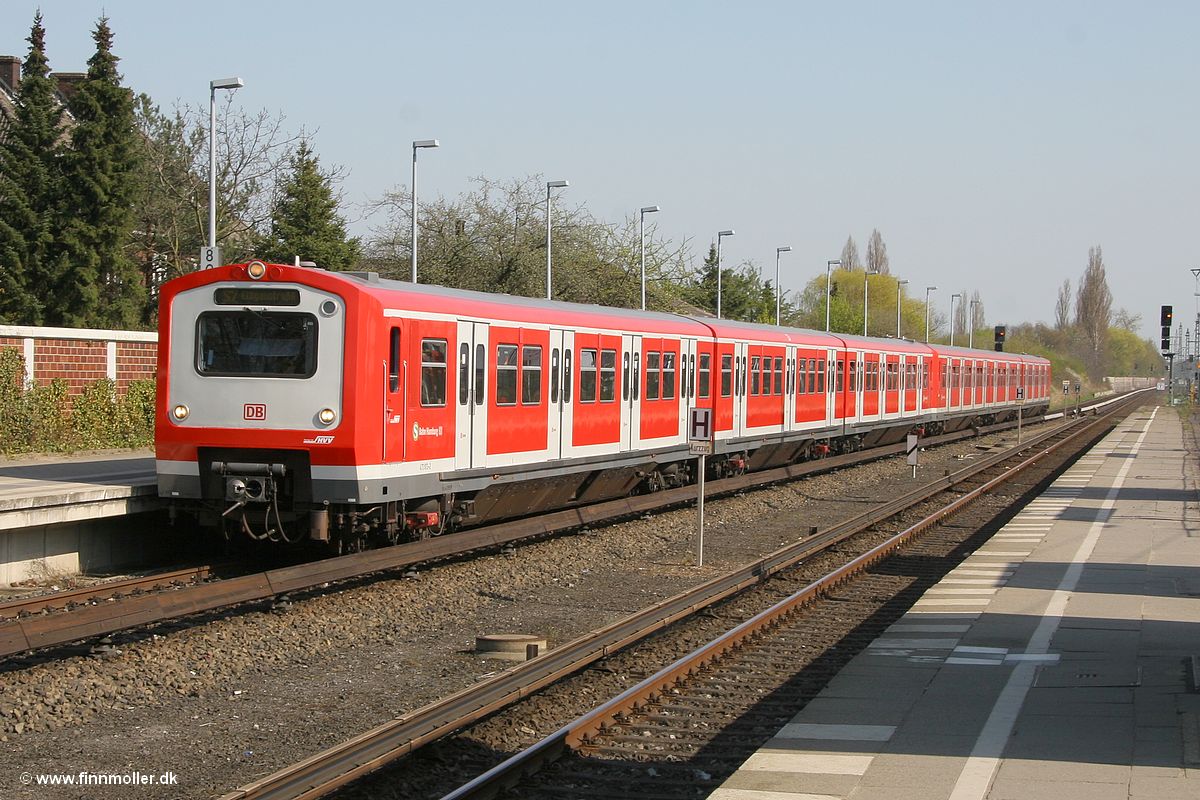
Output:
1035,665,1141,687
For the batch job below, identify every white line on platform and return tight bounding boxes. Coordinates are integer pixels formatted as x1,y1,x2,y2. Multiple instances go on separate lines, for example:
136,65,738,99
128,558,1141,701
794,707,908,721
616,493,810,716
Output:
888,624,973,633
927,588,998,595
947,409,1157,800
945,657,1005,666
776,723,897,742
913,599,992,606
741,752,874,775
708,789,844,800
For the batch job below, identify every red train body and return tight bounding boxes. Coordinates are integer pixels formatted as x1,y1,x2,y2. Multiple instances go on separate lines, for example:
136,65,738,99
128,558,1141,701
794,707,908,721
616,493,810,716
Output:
155,262,1050,547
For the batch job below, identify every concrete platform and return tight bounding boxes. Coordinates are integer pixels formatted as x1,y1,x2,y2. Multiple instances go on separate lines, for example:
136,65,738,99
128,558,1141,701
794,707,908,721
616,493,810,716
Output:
712,404,1200,800
0,451,160,584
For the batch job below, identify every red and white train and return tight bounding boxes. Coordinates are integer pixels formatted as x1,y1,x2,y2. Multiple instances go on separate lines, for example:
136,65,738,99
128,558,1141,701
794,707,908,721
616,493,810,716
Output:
155,261,1051,548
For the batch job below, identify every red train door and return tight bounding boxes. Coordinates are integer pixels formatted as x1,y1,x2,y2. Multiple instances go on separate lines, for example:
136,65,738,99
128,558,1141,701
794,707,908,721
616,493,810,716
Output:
550,329,573,460
384,322,405,463
622,333,641,451
454,320,490,469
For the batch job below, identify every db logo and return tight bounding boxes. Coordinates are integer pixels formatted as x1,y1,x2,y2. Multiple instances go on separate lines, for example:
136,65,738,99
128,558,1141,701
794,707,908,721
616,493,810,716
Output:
244,403,267,421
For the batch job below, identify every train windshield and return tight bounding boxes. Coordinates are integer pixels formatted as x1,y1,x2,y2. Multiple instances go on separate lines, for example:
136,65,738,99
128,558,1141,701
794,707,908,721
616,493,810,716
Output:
196,310,317,378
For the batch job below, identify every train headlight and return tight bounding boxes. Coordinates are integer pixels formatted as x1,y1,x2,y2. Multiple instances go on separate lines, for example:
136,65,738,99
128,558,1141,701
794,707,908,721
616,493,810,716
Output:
171,404,190,421
318,408,336,425
246,260,267,280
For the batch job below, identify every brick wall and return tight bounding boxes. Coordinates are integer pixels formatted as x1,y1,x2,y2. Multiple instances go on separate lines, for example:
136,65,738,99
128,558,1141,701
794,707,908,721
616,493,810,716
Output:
0,325,157,395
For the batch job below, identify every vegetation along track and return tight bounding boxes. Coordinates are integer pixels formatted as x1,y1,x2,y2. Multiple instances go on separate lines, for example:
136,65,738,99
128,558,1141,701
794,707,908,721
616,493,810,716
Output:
0,399,1111,663
216,392,1145,800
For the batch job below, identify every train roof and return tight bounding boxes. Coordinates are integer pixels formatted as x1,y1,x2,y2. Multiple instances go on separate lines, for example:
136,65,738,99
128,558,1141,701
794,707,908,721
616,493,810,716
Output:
165,264,1046,363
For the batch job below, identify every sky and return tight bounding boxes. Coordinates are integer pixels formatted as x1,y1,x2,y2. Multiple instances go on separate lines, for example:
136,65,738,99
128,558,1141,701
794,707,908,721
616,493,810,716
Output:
3,1,1198,345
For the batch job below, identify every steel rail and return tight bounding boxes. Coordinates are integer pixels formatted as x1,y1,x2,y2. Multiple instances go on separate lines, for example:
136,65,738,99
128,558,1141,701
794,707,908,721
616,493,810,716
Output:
0,406,1064,660
218,394,1144,800
0,565,214,621
439,392,1144,800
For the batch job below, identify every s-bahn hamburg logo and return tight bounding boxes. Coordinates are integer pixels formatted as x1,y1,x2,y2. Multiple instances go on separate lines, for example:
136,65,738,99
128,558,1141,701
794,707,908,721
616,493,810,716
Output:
412,422,444,441
244,403,267,421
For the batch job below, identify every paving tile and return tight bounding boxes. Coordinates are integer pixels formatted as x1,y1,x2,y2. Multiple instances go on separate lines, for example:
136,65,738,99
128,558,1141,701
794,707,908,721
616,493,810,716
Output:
1128,773,1200,798
987,777,1130,800
994,759,1130,784
718,770,860,797
856,753,968,788
709,789,842,800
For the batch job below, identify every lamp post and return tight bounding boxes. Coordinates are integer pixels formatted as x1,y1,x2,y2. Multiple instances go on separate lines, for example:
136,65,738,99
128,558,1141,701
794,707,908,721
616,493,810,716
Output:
968,299,979,348
924,286,937,343
825,259,842,332
775,246,792,325
409,139,440,283
716,230,735,319
207,77,243,263
863,268,879,336
545,180,569,300
639,205,660,310
1191,268,1200,361
950,293,962,346
896,279,909,337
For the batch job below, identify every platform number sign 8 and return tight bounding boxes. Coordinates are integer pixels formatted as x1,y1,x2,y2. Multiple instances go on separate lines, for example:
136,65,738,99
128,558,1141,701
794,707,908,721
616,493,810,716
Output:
201,246,221,270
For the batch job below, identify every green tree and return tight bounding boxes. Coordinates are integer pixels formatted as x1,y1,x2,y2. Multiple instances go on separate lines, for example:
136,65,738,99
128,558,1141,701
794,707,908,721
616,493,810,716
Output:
688,244,778,322
52,17,145,328
0,13,64,324
258,140,360,270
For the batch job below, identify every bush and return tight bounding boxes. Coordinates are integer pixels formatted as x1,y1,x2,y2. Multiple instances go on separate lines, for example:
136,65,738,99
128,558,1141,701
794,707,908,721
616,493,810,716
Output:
0,350,156,455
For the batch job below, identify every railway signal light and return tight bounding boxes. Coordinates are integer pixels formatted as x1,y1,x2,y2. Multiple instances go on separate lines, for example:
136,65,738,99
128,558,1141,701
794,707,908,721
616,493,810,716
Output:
1161,305,1173,351
993,325,1006,352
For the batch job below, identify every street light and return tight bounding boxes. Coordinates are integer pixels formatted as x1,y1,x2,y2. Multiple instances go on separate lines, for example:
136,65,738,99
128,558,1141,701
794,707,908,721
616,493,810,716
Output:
924,286,937,343
208,77,243,263
1191,268,1200,361
863,268,879,336
639,205,660,311
968,299,980,348
825,260,842,332
716,230,735,319
950,293,962,346
410,139,440,283
545,180,569,300
896,279,909,337
775,246,792,325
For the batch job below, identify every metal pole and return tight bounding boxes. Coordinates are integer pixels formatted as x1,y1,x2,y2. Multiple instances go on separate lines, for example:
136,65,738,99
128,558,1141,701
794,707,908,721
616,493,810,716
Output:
969,300,978,349
696,454,705,567
716,236,723,320
924,286,936,343
208,86,217,251
775,249,781,326
826,262,832,332
640,211,646,311
863,272,870,336
950,294,960,347
545,184,552,300
410,143,418,283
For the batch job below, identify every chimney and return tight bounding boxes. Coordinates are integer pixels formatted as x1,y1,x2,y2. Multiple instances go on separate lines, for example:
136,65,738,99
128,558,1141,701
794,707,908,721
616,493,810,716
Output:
51,71,85,103
0,56,20,94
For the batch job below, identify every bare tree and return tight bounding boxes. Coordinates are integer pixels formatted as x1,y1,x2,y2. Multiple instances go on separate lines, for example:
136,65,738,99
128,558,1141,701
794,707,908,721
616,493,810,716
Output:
1112,308,1141,331
1074,245,1112,374
840,235,861,271
1054,279,1071,330
865,229,889,275
954,288,968,339
970,290,985,331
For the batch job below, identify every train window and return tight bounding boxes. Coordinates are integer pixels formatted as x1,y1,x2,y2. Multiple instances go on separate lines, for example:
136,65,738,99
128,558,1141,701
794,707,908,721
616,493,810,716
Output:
749,356,759,396
579,349,597,403
600,349,617,402
551,349,560,404
798,359,806,395
663,352,676,400
848,360,857,394
522,345,542,405
564,349,573,403
816,359,825,393
688,353,695,399
475,344,485,405
197,311,318,379
836,360,844,393
496,344,518,406
420,339,448,407
633,352,640,400
720,354,732,397
646,352,661,400
389,327,400,392
622,352,630,401
699,353,711,399
459,343,469,405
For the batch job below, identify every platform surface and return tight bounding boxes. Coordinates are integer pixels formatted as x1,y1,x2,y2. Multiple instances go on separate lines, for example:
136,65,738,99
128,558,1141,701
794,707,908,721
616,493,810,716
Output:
0,451,157,530
712,404,1200,800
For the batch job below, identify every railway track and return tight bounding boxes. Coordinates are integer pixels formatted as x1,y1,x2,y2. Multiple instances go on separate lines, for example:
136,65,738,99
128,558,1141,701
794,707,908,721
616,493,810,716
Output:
0,403,1087,663
0,565,215,621
215,391,1145,800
